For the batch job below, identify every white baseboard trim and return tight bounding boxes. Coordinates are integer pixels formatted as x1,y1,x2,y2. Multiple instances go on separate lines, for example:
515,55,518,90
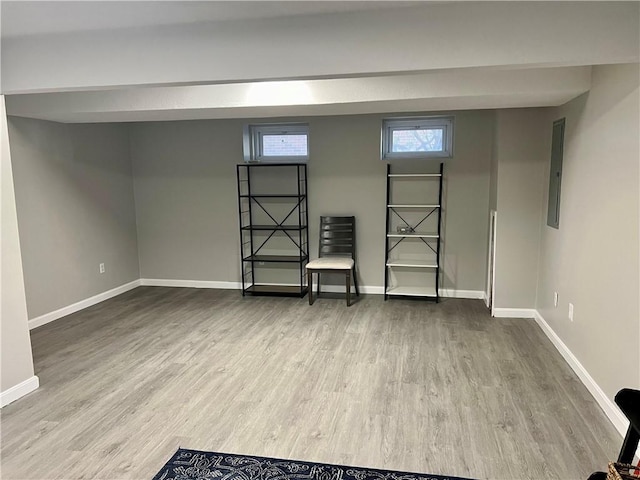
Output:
311,284,384,295
140,279,240,289
312,285,483,298
483,292,490,308
533,311,630,438
313,287,485,298
440,289,485,299
29,280,141,330
1,375,39,408
140,280,485,299
492,308,536,318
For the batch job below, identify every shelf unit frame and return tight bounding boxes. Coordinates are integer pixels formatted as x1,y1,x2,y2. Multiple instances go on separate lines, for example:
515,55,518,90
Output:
237,163,309,297
384,163,444,301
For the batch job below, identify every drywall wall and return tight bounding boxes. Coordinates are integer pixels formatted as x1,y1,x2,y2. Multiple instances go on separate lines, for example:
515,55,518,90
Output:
489,115,498,213
493,108,550,309
130,120,241,284
130,111,493,292
8,117,139,319
2,2,637,93
438,112,494,293
0,96,37,400
536,63,640,398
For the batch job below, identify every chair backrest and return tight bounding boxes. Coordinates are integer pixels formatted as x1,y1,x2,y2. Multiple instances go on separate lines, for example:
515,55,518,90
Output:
318,216,356,260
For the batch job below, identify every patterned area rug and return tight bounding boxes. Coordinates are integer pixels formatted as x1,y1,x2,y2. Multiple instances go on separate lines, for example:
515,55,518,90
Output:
152,449,474,480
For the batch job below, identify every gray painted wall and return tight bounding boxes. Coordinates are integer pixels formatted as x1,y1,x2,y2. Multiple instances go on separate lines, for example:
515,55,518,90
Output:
536,63,640,396
1,97,35,393
130,119,241,283
130,111,493,292
493,108,550,309
8,117,139,319
440,112,493,292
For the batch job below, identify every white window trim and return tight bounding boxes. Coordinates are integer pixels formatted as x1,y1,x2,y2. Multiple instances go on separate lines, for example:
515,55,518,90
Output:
243,123,309,163
381,116,454,160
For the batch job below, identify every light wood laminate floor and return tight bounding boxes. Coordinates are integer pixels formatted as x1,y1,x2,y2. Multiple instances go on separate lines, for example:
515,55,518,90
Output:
1,287,621,480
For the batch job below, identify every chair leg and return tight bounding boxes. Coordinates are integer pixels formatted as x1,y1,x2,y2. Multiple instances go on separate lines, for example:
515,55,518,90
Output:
346,271,351,307
618,425,640,463
352,267,360,296
308,271,314,305
587,473,607,480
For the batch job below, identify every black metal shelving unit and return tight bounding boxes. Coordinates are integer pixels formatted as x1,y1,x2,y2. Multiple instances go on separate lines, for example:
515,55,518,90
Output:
383,163,444,302
237,163,309,297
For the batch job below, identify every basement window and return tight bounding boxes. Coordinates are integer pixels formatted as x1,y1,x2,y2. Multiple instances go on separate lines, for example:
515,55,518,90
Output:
381,116,454,159
243,123,309,163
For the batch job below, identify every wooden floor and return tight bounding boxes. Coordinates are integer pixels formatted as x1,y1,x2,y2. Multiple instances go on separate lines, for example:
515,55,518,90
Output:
1,287,621,480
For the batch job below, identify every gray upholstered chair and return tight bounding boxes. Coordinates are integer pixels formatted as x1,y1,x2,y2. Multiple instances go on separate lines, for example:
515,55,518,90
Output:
306,216,359,306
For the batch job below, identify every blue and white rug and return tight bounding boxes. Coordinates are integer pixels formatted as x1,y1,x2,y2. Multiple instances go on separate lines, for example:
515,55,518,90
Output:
152,449,474,480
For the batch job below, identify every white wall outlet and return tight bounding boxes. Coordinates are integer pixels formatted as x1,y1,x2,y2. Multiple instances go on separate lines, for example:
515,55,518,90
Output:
553,292,558,307
568,302,574,321
99,263,105,274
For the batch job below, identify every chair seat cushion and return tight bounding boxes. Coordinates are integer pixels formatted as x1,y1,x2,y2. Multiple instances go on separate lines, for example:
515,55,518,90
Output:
306,257,354,270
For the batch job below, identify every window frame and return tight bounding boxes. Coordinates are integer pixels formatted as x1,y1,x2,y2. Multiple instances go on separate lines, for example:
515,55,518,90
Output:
244,123,310,163
381,116,454,160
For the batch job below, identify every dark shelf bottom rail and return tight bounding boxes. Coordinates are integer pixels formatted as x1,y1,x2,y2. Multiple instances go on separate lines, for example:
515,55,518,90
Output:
243,255,309,263
244,284,308,297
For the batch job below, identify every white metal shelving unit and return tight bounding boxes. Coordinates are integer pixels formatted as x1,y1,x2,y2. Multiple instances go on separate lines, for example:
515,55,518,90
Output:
383,163,443,302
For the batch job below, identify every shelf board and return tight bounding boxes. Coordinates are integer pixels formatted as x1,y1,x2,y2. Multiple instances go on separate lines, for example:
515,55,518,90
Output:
245,284,308,297
386,286,437,297
388,174,442,178
242,225,307,231
243,255,308,263
387,204,440,208
387,232,439,238
386,259,438,268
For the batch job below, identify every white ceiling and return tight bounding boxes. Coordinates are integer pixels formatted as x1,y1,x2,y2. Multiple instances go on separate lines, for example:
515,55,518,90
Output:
2,1,638,122
0,1,422,37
